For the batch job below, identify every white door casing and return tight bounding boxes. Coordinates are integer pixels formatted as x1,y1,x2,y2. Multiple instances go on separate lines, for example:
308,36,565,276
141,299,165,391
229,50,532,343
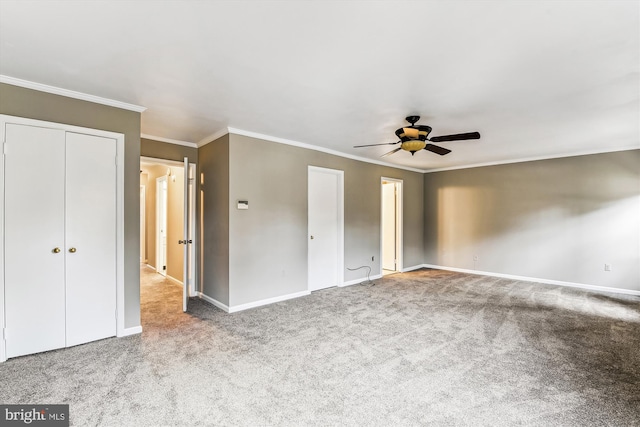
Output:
0,114,126,363
381,177,403,274
382,182,397,271
308,166,344,291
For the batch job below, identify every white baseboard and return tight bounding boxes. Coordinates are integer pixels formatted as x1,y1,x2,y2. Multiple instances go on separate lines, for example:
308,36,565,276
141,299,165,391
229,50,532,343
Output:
341,274,383,287
166,274,183,287
198,292,230,312
422,264,640,296
199,290,312,313
401,264,424,273
229,290,310,313
117,325,143,337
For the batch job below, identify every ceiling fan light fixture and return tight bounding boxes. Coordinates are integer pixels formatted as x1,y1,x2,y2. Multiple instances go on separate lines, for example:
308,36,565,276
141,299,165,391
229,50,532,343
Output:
401,140,426,154
403,127,420,139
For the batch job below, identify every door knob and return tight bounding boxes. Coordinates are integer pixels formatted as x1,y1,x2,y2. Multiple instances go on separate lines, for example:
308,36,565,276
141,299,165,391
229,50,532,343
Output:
310,235,314,240
53,247,61,253
69,247,77,253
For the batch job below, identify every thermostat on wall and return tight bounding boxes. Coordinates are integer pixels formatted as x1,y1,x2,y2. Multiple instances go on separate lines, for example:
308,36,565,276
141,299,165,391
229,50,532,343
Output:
237,200,249,210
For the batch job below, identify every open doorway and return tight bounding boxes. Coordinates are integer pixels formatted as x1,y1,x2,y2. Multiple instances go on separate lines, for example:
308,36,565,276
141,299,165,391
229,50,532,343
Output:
381,178,403,275
140,157,197,308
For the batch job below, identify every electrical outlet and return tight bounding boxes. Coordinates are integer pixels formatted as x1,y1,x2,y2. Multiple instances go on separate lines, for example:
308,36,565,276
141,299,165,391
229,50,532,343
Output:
473,255,479,261
604,264,612,272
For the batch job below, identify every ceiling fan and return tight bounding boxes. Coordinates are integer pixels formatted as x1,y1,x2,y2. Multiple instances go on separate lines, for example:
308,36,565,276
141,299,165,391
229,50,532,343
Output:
354,116,480,157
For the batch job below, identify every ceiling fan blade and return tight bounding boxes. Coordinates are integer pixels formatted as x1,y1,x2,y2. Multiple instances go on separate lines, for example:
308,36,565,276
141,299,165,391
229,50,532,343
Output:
429,132,480,142
425,144,452,156
381,147,402,158
353,141,401,148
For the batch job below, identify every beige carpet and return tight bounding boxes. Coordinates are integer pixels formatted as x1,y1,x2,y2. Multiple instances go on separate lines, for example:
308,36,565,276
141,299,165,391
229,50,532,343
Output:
1,266,639,426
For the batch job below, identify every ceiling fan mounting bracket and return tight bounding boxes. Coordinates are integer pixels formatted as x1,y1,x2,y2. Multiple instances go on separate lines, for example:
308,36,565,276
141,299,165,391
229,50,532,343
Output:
405,115,420,126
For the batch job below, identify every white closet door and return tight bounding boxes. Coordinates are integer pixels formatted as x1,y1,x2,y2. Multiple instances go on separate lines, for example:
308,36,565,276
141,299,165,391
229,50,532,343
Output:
308,168,340,291
65,132,117,347
4,124,66,358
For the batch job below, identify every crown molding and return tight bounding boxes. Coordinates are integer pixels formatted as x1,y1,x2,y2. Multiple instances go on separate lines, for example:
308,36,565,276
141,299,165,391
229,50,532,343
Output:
141,133,197,148
227,127,426,173
0,75,146,113
197,128,230,147
423,144,640,173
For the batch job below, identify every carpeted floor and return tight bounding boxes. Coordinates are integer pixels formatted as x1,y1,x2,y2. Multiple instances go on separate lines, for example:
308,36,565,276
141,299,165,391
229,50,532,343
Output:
1,267,639,426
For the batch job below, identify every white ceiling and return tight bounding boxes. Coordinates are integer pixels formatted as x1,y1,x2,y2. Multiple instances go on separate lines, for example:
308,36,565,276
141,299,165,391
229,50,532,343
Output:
1,1,638,172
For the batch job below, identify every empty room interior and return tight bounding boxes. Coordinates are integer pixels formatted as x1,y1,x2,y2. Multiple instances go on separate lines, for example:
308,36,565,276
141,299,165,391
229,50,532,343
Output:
0,1,638,426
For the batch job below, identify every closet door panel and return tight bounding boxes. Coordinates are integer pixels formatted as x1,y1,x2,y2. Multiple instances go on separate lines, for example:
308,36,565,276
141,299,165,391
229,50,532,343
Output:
65,132,117,347
4,124,66,358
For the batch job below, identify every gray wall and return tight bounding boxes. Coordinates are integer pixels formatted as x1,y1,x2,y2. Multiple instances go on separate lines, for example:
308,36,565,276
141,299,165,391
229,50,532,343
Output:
199,135,230,305
227,134,424,306
0,83,142,328
424,150,640,291
141,137,197,163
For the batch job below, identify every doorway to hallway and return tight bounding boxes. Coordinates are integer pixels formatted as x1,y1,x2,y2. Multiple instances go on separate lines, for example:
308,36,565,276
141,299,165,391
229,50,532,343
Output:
381,178,402,276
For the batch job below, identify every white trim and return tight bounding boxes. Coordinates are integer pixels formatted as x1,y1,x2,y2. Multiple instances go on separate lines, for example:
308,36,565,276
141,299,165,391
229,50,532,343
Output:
197,129,229,147
229,291,311,313
423,145,640,173
141,133,196,148
380,177,403,275
0,75,146,113
199,290,313,313
166,274,183,287
401,264,424,273
117,326,143,337
422,264,640,296
0,115,130,360
341,274,383,287
229,127,425,173
198,293,230,313
0,118,5,362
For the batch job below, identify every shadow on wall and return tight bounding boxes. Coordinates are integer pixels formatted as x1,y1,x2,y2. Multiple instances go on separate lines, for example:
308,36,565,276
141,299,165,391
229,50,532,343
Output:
427,151,640,290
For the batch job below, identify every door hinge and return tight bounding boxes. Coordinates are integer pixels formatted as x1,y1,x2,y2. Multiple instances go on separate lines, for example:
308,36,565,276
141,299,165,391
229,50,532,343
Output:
2,142,7,155
2,328,6,340
115,309,118,320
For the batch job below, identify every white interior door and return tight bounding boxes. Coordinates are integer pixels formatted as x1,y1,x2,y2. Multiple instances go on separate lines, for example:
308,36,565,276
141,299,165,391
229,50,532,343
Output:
140,185,146,262
181,157,190,312
382,182,396,271
308,167,343,291
4,124,66,358
65,132,117,347
156,176,168,275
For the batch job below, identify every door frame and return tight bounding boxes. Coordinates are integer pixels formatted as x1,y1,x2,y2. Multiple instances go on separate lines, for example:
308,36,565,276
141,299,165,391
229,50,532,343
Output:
307,165,345,290
0,114,126,363
380,177,403,274
141,156,198,297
